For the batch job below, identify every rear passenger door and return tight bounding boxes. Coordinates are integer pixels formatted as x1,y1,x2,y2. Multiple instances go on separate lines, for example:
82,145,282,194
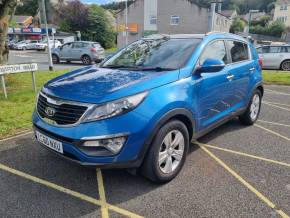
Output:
226,40,254,109
71,42,85,60
260,46,281,69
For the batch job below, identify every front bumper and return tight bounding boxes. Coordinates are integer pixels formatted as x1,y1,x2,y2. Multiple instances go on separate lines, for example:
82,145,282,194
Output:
32,110,152,168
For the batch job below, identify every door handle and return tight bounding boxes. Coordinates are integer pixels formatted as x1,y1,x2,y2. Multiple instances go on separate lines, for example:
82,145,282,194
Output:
226,74,234,81
249,67,256,73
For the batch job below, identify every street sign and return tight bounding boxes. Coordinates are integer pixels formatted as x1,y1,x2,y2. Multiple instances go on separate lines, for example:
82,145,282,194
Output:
0,63,38,99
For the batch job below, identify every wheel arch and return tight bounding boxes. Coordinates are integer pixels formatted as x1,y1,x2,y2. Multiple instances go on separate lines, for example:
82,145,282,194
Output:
137,108,195,167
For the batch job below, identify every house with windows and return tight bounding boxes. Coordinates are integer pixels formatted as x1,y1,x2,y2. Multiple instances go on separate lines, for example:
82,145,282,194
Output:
116,0,232,48
273,0,290,26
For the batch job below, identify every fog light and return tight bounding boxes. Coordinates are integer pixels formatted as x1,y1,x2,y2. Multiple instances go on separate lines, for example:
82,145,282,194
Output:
83,137,126,154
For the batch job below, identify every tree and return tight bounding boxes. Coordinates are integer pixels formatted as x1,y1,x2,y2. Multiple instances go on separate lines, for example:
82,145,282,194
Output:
230,17,246,33
0,0,19,65
57,1,116,49
15,0,38,16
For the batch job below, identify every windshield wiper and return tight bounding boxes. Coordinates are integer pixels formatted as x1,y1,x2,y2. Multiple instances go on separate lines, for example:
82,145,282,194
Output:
138,67,177,71
102,65,139,69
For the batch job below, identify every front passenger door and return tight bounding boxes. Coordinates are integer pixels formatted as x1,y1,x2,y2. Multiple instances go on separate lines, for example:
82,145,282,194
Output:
195,40,235,131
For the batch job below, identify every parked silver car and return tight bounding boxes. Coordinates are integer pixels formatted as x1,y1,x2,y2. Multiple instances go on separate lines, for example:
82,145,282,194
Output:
256,44,290,71
51,41,105,65
14,40,40,50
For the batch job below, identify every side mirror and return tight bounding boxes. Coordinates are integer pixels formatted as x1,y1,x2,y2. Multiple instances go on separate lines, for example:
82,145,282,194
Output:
197,58,225,73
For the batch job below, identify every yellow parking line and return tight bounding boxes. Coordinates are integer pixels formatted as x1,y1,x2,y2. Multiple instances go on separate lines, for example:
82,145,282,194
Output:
255,124,290,142
96,169,109,218
263,101,290,108
197,142,290,168
263,102,290,112
0,131,33,143
265,89,290,96
198,145,290,218
0,163,143,218
258,120,290,128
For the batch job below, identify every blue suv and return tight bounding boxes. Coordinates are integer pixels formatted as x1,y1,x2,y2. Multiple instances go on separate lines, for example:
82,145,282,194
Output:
33,33,263,183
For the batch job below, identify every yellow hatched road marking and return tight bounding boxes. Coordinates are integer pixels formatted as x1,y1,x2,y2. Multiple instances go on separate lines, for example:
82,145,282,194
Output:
198,142,290,168
263,102,290,112
197,144,290,218
258,120,290,128
263,101,290,108
0,163,143,218
265,89,290,96
96,169,109,218
255,124,290,142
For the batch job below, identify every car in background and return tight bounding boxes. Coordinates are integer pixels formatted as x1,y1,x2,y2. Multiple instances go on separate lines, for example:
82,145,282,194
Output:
51,41,105,65
33,33,263,183
256,44,290,71
13,40,31,50
36,40,62,51
8,39,21,49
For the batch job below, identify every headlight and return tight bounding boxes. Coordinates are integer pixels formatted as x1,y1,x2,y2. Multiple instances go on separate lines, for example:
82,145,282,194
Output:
83,92,148,122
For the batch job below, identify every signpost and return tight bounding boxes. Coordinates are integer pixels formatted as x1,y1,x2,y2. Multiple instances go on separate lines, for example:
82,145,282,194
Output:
0,63,38,99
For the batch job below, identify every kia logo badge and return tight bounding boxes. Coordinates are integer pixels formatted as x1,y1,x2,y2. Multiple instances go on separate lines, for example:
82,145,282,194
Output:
45,107,55,117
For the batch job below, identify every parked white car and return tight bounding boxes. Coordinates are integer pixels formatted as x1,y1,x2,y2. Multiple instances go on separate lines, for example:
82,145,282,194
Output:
256,44,290,71
35,40,62,51
14,40,39,50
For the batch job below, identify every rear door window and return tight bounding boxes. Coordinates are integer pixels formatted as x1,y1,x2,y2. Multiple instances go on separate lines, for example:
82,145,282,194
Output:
227,41,249,63
269,46,280,53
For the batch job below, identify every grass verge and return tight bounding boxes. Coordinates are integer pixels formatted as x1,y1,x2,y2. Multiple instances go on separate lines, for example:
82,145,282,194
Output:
262,70,290,85
0,69,69,139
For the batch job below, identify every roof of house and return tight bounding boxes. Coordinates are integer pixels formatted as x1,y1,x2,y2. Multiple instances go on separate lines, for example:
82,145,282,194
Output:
14,16,33,24
276,0,290,5
220,10,236,18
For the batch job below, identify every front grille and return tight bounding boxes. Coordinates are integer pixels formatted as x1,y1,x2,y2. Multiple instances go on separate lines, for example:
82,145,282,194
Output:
37,93,89,126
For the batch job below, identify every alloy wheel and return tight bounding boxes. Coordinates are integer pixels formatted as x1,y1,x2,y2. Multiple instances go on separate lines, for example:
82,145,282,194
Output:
250,94,260,121
158,130,185,174
282,61,290,71
82,56,91,65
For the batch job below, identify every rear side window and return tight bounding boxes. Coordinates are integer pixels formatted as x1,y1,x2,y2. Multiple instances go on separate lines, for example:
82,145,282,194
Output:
73,42,85,48
228,41,249,63
280,46,290,53
200,40,228,65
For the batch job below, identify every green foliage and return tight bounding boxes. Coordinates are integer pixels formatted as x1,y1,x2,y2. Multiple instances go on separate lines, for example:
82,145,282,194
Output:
15,0,39,16
101,0,135,10
9,19,18,27
230,17,246,33
57,1,116,49
250,20,286,37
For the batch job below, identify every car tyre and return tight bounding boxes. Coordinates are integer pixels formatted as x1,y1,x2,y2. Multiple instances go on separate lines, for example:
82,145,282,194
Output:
141,120,189,183
22,47,26,51
81,55,92,65
239,89,262,125
280,60,290,71
52,54,60,64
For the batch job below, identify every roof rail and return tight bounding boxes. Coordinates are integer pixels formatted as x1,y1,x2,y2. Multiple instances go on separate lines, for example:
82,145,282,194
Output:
205,31,227,35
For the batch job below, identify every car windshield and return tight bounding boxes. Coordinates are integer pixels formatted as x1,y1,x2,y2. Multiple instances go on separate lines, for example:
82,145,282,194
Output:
101,37,201,71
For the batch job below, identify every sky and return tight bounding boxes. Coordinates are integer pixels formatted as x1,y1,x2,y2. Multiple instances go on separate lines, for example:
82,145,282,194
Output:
81,0,121,5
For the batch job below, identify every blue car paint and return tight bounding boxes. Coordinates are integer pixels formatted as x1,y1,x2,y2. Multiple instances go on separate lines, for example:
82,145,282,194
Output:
33,33,263,167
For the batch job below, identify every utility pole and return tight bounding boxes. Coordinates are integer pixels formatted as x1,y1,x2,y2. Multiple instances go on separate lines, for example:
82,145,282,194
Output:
209,1,223,32
247,10,259,37
41,0,53,71
125,0,128,45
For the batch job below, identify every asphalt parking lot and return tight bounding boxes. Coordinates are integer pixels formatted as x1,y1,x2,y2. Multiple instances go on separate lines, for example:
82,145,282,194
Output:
0,84,290,218
8,50,84,71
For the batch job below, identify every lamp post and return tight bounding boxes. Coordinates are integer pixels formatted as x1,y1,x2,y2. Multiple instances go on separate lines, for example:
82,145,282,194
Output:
125,0,128,45
41,0,53,71
247,10,259,36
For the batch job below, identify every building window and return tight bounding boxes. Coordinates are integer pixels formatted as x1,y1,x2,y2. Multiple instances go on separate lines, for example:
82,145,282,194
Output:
170,16,180,25
277,16,287,23
280,5,288,10
150,15,157,25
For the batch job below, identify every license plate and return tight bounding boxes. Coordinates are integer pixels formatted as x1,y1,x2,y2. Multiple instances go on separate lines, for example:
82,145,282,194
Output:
36,131,63,154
